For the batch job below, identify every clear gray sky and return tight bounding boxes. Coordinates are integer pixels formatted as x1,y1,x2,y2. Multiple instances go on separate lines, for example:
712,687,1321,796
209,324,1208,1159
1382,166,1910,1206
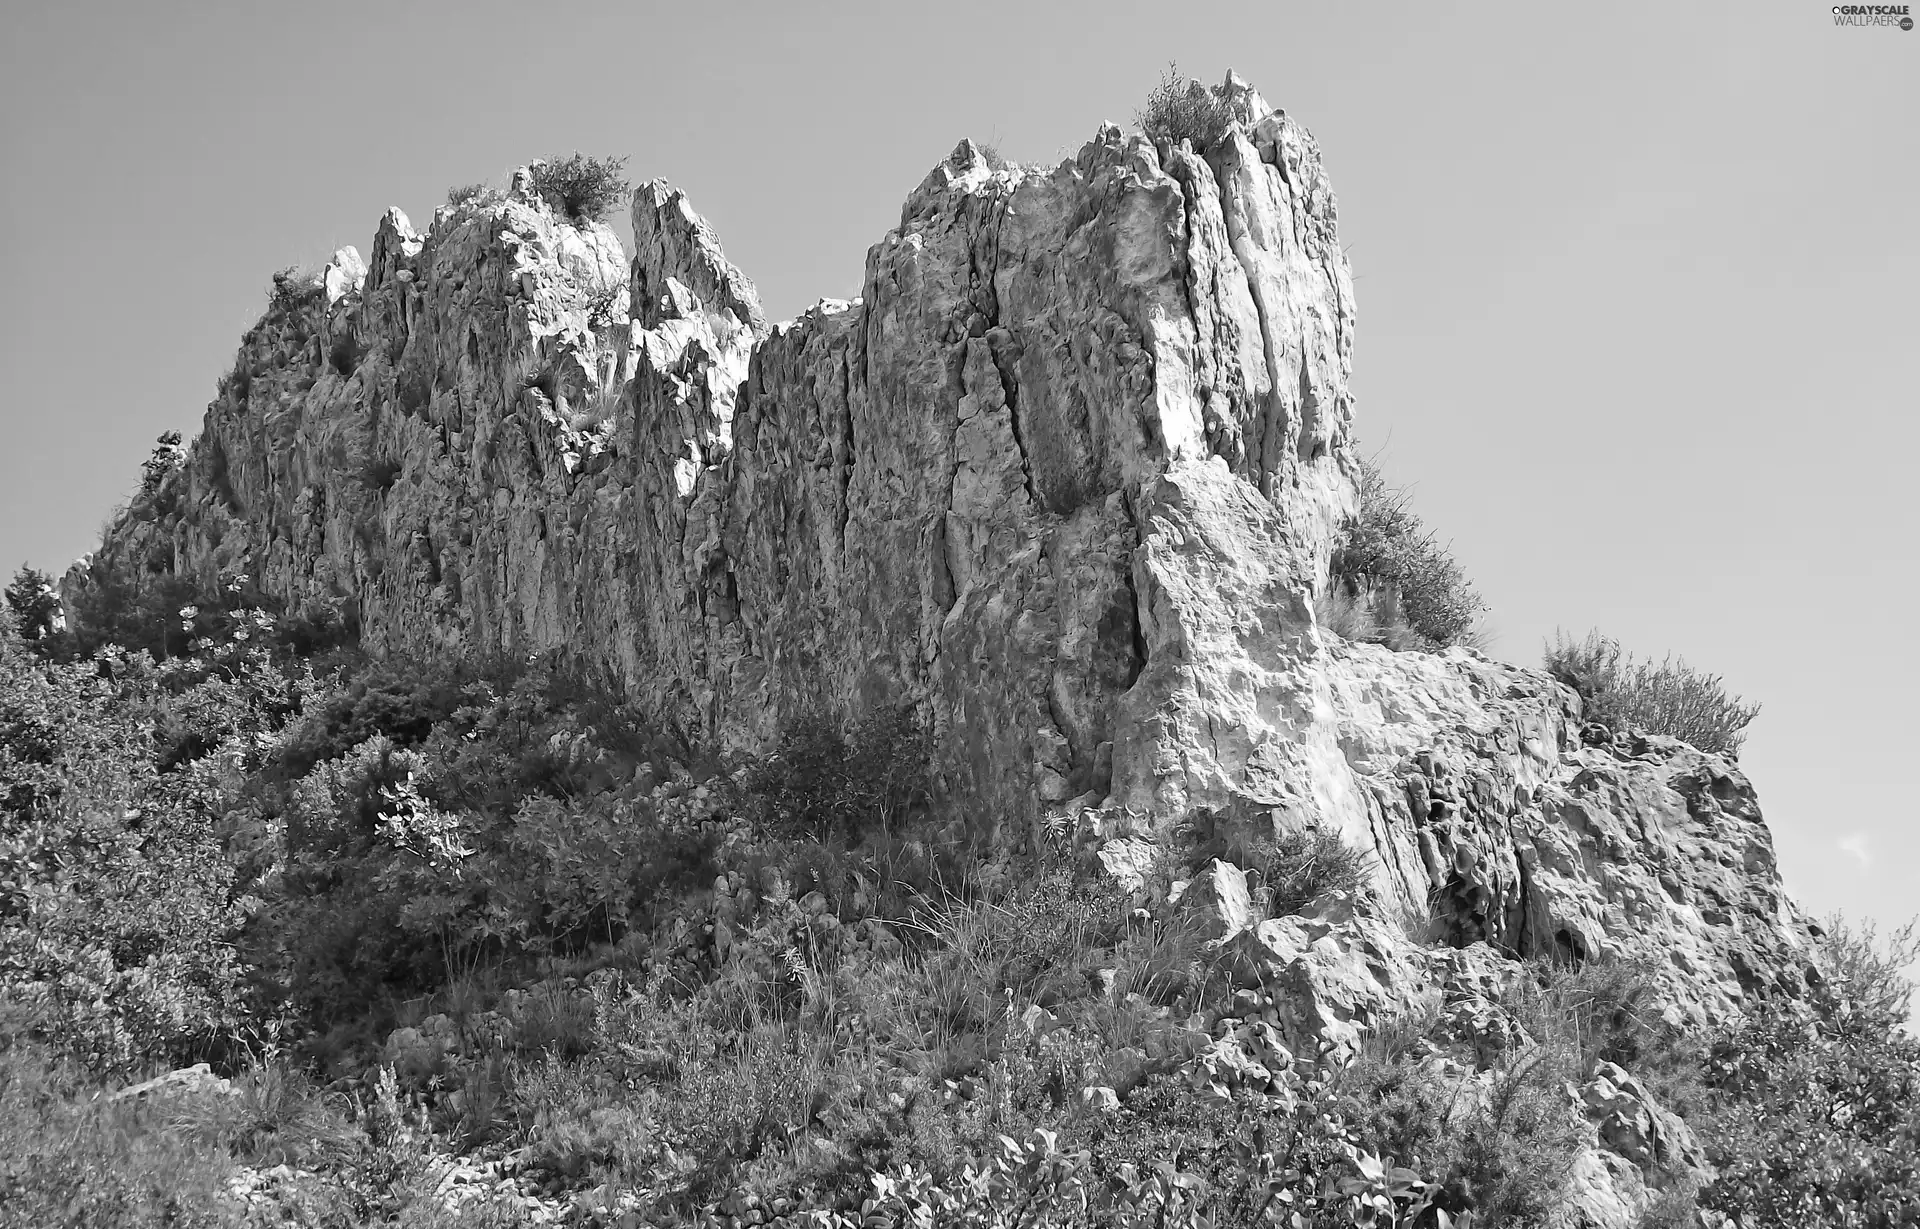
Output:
4,2,1915,964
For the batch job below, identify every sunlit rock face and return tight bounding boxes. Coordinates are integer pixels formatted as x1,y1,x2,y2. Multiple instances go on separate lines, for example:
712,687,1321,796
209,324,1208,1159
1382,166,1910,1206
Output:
70,80,1818,1222
75,76,1365,832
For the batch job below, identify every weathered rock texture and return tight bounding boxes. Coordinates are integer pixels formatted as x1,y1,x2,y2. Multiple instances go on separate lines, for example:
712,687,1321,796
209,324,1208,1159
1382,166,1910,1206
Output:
71,73,1818,1223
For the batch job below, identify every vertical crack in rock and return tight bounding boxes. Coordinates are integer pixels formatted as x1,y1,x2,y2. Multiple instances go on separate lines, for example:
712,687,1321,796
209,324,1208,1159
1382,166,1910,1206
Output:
1119,541,1149,685
1510,812,1537,958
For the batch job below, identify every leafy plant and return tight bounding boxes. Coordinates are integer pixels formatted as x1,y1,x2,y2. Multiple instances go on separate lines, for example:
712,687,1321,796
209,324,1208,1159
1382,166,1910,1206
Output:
444,183,498,209
0,1043,249,1228
1696,983,1920,1226
0,623,253,1074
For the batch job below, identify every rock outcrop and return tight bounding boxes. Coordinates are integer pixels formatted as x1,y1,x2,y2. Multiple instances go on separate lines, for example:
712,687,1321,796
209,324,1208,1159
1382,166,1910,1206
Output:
68,73,1819,1223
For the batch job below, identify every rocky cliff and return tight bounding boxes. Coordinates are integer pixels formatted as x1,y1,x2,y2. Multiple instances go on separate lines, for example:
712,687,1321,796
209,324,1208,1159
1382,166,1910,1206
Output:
69,72,1818,1221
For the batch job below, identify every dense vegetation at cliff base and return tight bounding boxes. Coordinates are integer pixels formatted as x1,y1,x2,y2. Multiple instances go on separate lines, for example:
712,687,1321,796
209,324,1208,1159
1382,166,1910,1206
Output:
2,556,1916,1229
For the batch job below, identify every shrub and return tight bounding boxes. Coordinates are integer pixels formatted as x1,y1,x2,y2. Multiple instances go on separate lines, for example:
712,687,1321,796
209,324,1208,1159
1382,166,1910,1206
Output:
582,279,628,331
269,265,326,312
528,154,631,226
169,1064,358,1169
1696,991,1920,1225
1817,913,1920,1026
736,708,930,843
4,565,61,642
1135,63,1235,155
444,183,495,209
1254,826,1371,916
915,868,1131,1018
1544,629,1760,756
0,625,252,1074
1329,457,1487,650
139,431,185,500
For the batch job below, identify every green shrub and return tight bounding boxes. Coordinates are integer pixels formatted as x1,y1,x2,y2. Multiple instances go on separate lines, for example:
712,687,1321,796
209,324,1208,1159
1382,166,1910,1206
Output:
1135,63,1235,155
1545,629,1760,756
736,708,929,843
4,565,61,643
139,431,185,500
528,153,630,226
1248,826,1371,916
0,625,252,1074
1696,991,1920,1225
1329,457,1487,650
1817,913,1919,1025
444,183,495,209
268,264,326,312
582,279,628,331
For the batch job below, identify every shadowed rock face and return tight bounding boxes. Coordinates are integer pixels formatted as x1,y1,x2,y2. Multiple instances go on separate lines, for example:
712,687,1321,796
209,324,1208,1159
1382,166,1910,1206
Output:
69,74,1817,1129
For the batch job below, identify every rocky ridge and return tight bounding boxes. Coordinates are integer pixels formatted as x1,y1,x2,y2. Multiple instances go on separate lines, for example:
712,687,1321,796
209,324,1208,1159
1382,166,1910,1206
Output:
68,74,1819,1223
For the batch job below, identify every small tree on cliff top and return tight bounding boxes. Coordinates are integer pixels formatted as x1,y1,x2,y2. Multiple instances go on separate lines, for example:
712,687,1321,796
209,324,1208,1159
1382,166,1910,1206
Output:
530,153,631,226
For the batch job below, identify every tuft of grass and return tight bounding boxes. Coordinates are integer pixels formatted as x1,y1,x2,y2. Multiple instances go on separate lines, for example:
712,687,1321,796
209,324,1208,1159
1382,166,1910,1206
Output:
1315,584,1432,652
1236,826,1372,916
1544,629,1760,756
1135,63,1235,155
512,984,597,1059
169,1063,358,1169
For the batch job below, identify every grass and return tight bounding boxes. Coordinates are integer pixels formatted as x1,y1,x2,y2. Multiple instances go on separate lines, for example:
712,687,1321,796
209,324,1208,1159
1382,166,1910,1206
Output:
0,1045,246,1228
1221,824,1372,917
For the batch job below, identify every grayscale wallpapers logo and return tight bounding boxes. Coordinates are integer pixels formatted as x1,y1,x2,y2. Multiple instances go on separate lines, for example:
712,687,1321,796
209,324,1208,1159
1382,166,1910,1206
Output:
1832,3,1914,27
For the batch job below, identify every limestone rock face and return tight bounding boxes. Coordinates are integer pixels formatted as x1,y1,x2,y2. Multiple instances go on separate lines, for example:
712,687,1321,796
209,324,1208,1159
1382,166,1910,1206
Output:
70,76,1819,1225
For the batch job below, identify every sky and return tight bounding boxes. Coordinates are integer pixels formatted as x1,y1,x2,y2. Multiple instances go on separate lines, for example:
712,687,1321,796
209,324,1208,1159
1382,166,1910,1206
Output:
3,2,1915,979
